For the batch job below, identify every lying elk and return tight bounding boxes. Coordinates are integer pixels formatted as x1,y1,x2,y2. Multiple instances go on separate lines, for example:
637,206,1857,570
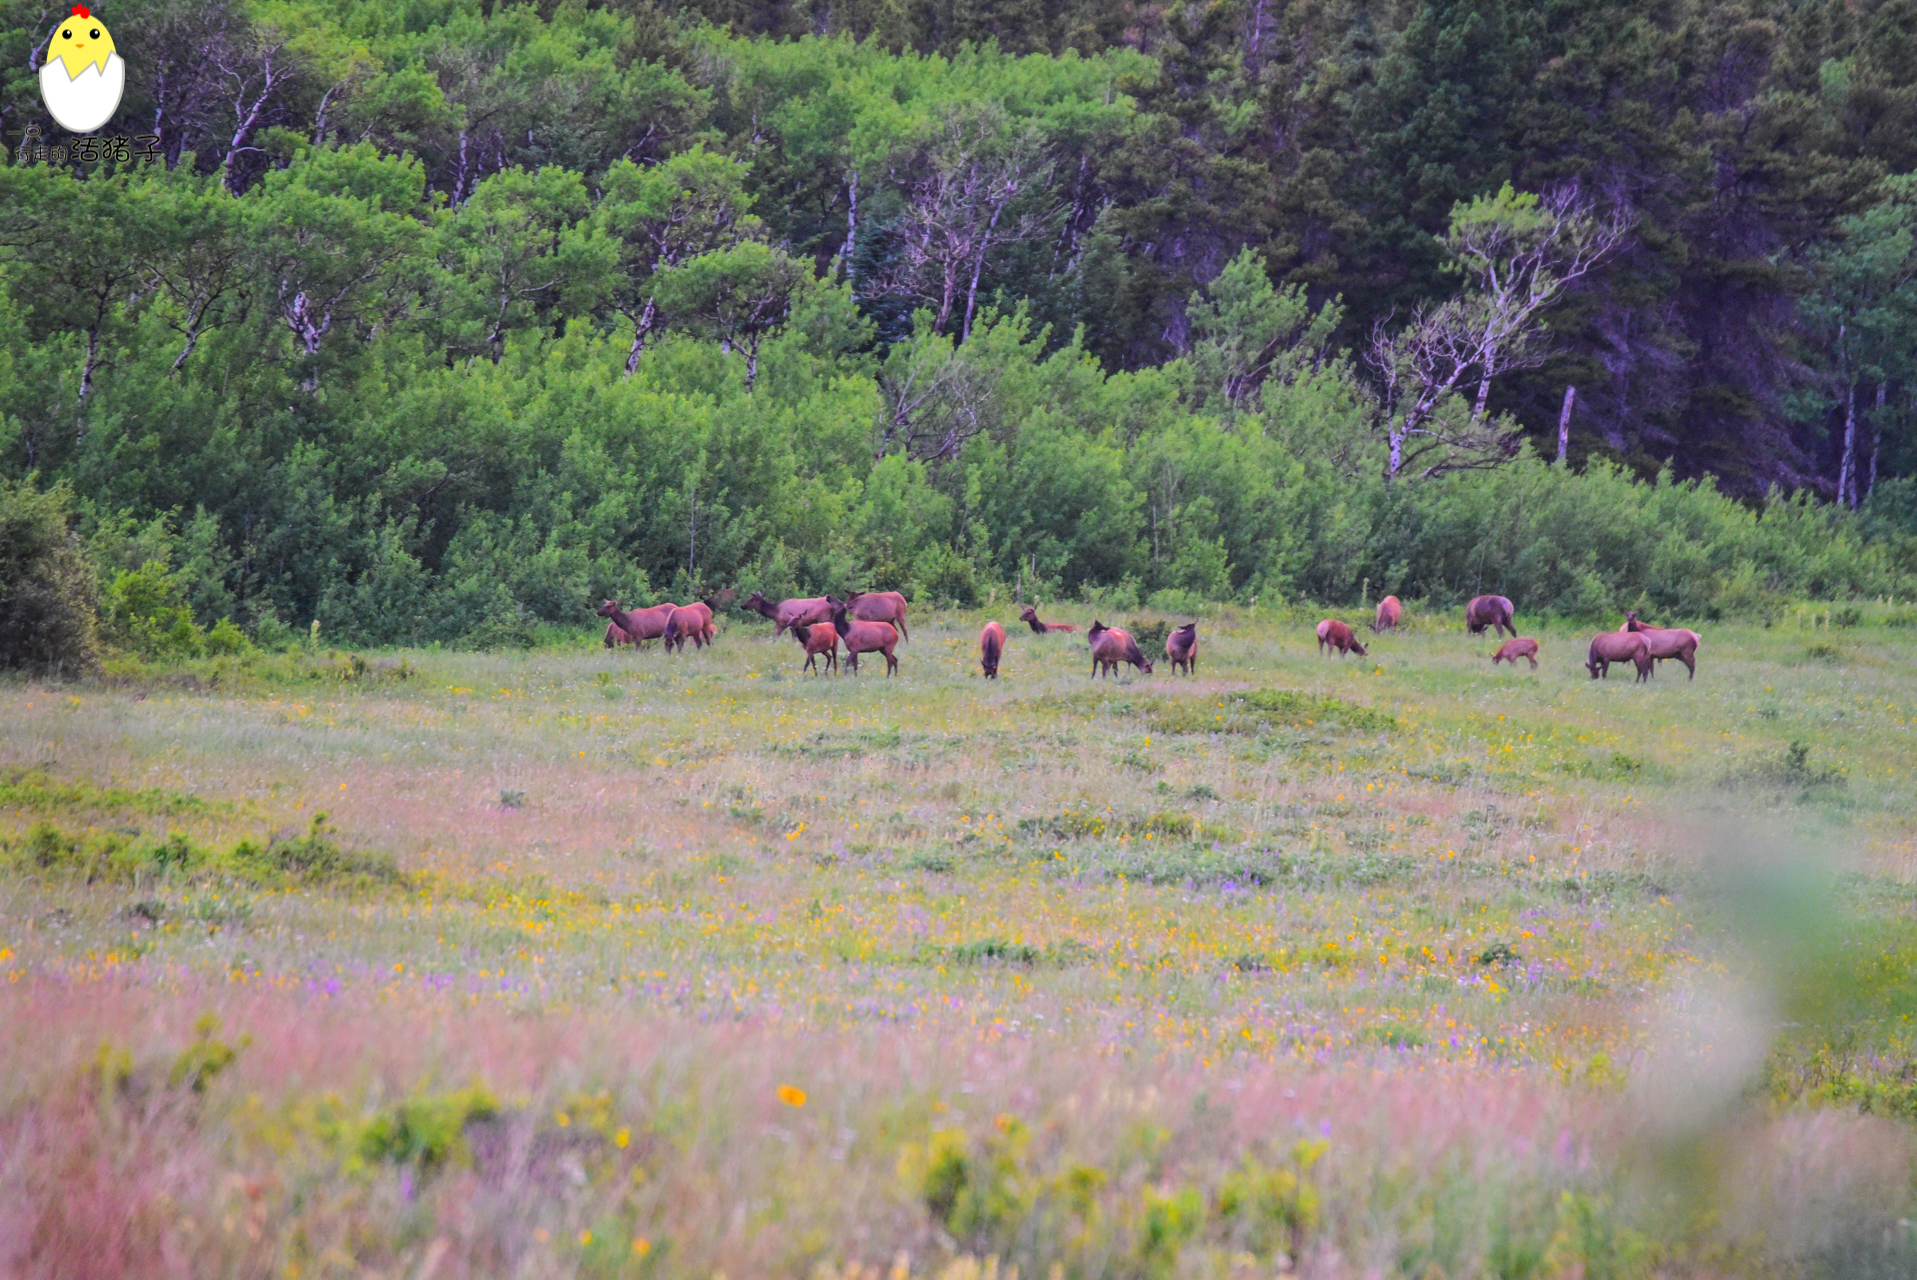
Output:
1019,606,1079,634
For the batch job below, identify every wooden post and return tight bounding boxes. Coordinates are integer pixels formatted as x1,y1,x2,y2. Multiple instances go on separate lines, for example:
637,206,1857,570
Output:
1556,385,1576,466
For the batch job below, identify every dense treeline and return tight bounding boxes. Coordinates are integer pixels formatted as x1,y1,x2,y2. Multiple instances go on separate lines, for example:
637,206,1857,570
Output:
2,0,1916,651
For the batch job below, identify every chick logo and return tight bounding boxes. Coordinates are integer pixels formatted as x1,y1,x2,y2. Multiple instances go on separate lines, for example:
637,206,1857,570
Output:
39,4,124,134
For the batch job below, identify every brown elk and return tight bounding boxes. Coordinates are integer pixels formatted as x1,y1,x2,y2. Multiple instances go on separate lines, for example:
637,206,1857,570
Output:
979,621,1005,679
1491,638,1540,669
1465,595,1517,639
828,598,899,676
843,589,910,640
1622,611,1701,679
662,602,715,652
743,591,833,637
793,621,839,675
1587,631,1652,682
603,620,636,649
1087,620,1152,678
596,600,677,647
1165,622,1198,675
1373,595,1403,633
1019,605,1079,634
1316,618,1368,658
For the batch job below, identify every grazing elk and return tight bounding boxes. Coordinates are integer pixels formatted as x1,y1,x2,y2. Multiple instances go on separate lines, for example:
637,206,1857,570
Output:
1492,638,1540,669
1019,606,1079,634
596,600,676,648
1373,595,1403,633
1165,622,1198,675
1316,618,1368,658
743,591,833,637
1622,611,1702,679
1086,620,1152,678
1465,595,1517,639
827,598,899,676
662,602,715,652
979,621,1005,679
843,589,910,640
1587,631,1652,682
793,621,839,675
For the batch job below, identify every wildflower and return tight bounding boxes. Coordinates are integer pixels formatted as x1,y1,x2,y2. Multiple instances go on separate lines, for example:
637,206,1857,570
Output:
777,1084,807,1107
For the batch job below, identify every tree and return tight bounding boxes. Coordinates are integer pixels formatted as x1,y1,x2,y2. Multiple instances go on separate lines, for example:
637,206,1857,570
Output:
596,149,758,374
1367,185,1630,478
1181,247,1342,421
1799,175,1917,507
651,244,808,392
0,476,100,676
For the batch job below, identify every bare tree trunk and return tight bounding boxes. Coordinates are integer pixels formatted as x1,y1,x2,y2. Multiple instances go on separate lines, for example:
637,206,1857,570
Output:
1839,378,1858,508
962,197,1010,343
624,298,656,376
1388,419,1406,480
1868,382,1887,501
839,169,858,284
1556,385,1576,465
77,327,101,428
744,334,760,393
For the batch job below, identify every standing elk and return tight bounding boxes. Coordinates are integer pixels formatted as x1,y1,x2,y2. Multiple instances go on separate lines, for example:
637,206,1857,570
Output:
842,589,910,640
596,600,676,648
1165,622,1198,675
979,621,1005,679
1316,618,1368,658
1491,638,1540,669
662,602,715,652
793,621,839,675
1019,606,1079,634
1587,631,1652,682
1373,595,1403,633
1465,595,1517,639
743,591,833,637
827,597,899,676
1622,611,1701,679
1086,620,1152,678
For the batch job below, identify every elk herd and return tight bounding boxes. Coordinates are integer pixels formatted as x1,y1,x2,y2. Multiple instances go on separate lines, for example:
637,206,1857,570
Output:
595,589,1702,685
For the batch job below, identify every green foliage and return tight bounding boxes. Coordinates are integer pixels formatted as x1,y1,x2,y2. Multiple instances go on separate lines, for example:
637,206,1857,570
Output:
0,477,99,675
357,1086,501,1173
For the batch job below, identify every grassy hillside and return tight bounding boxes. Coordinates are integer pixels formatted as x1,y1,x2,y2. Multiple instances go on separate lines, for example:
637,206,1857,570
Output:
4,606,1915,1277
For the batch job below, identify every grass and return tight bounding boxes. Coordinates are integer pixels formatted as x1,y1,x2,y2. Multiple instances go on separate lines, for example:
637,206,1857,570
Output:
4,603,1917,1277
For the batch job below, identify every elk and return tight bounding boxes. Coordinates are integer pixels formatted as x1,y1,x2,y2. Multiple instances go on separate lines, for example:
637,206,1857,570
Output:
1622,611,1701,679
979,620,1005,679
1316,618,1368,658
596,600,676,647
1165,622,1198,675
828,597,899,676
663,602,715,652
1465,595,1517,639
1019,606,1079,634
1086,620,1152,678
793,620,839,675
1373,595,1403,633
743,591,833,637
1586,631,1652,682
843,589,910,640
1491,638,1540,669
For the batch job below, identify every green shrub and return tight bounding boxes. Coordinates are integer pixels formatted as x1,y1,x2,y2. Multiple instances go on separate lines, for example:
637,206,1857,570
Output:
357,1086,501,1172
0,477,100,676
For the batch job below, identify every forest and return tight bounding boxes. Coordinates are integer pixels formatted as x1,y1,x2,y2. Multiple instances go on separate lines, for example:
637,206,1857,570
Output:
4,0,1917,651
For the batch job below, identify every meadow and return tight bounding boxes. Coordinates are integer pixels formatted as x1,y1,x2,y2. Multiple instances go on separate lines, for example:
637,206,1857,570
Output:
5,603,1917,1279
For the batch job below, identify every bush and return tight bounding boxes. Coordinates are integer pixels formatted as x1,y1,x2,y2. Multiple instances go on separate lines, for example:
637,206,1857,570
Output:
0,477,100,676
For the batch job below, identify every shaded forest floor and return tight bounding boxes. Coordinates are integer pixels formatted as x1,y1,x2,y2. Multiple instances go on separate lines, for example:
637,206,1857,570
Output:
5,607,1917,1277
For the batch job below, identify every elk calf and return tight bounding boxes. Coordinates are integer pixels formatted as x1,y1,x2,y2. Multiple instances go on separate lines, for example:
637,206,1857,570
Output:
794,621,839,675
1492,638,1539,669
